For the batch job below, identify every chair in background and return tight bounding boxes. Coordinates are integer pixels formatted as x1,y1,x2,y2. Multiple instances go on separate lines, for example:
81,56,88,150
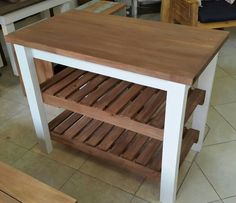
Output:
161,0,236,29
0,41,7,69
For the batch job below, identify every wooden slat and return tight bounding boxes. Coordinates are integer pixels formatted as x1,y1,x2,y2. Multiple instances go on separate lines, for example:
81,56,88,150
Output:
110,131,136,155
81,77,119,106
135,139,162,166
45,70,85,95
0,191,20,203
56,72,96,98
64,116,92,139
98,126,125,151
48,110,73,130
135,91,166,123
93,81,130,109
106,84,144,114
121,134,149,160
86,123,113,146
54,113,83,134
41,68,75,91
184,89,205,123
69,75,107,102
74,120,103,142
120,88,156,118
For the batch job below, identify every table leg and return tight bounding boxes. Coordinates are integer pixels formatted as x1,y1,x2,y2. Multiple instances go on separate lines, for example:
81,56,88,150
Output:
14,45,53,154
2,23,18,76
160,83,189,203
191,55,218,152
0,56,3,68
59,1,74,13
132,0,138,18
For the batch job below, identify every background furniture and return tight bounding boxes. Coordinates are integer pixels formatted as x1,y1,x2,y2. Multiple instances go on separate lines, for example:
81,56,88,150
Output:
6,11,227,203
0,41,7,69
0,162,77,203
0,0,77,76
161,0,236,28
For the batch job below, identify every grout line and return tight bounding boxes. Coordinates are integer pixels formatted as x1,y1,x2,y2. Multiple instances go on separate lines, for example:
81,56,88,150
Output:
195,162,223,202
203,140,236,148
222,194,236,201
212,106,236,132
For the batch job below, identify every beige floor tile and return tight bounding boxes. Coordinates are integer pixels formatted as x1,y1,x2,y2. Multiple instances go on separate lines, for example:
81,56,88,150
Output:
209,201,223,203
33,141,88,169
215,102,236,130
0,140,28,165
44,104,65,117
204,107,236,146
218,54,236,75
223,196,236,203
0,109,38,149
14,151,75,189
196,142,236,198
177,163,219,203
131,197,150,203
215,68,228,79
136,161,191,203
0,98,26,125
80,157,144,194
61,171,133,203
211,76,236,105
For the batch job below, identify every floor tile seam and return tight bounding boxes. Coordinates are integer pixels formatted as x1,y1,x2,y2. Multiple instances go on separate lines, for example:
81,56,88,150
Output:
195,161,223,201
222,194,236,201
203,140,236,148
176,159,195,194
211,106,236,131
76,169,139,196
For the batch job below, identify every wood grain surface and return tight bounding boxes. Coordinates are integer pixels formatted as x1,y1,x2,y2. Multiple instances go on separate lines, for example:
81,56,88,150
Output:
6,11,228,84
0,162,77,203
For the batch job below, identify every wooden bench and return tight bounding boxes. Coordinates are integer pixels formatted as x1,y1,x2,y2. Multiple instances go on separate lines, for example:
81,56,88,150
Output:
0,162,77,203
76,0,126,15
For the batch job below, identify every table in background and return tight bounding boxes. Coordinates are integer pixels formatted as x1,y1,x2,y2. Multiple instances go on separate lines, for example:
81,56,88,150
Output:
0,0,77,75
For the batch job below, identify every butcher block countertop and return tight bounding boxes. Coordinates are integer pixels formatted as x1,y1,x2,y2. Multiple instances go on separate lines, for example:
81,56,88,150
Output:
6,11,228,85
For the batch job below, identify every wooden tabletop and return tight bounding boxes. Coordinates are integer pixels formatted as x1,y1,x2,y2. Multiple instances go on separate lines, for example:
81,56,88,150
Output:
0,162,77,203
6,11,228,85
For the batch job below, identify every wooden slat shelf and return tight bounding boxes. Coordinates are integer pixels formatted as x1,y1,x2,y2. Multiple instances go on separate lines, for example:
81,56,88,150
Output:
49,110,199,179
41,68,206,141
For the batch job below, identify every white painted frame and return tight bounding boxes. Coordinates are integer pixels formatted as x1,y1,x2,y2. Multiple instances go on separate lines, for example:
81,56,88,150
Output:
0,0,77,75
14,43,218,203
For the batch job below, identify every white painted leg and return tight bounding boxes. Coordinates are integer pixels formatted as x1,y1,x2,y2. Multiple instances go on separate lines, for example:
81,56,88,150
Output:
59,1,74,13
14,44,52,153
191,55,218,152
160,83,189,203
40,9,51,19
132,0,138,18
2,23,18,75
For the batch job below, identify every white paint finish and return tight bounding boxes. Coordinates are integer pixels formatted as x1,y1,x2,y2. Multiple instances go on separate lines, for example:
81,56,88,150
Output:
1,23,19,75
14,45,52,153
0,0,73,25
32,48,184,91
160,83,189,203
191,55,218,152
132,0,138,18
0,0,76,76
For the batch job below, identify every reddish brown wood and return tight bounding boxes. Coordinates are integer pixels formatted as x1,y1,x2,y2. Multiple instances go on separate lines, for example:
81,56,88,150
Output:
56,72,96,98
49,111,199,180
98,126,125,151
110,131,136,155
86,123,113,146
6,11,228,85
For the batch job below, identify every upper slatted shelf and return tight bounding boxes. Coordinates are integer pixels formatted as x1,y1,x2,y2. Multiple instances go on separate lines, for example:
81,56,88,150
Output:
41,67,205,141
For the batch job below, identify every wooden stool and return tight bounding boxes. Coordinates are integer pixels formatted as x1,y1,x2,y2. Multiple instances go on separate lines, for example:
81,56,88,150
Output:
0,162,77,203
76,0,126,15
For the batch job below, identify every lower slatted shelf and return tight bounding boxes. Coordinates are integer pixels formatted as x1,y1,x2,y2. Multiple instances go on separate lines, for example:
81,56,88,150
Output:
49,110,199,180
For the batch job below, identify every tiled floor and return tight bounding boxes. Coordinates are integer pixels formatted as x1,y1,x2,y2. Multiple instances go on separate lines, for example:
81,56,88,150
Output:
1,15,236,203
